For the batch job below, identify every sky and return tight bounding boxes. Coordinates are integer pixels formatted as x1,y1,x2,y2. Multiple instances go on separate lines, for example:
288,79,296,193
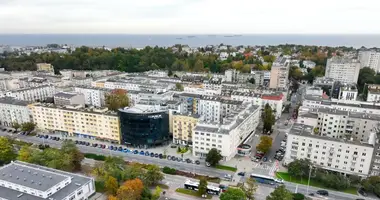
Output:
0,0,379,34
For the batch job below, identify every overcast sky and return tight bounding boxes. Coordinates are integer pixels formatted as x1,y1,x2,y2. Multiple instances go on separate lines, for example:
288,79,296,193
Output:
0,0,379,34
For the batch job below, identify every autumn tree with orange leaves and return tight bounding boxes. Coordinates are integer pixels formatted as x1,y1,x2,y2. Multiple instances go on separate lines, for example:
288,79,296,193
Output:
109,178,144,200
105,89,129,111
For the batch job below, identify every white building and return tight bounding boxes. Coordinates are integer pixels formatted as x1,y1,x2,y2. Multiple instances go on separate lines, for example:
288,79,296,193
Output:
0,97,32,127
54,92,85,107
71,77,93,86
325,57,361,83
225,69,239,82
250,70,270,86
367,84,380,102
284,123,375,177
358,51,380,72
198,96,242,123
193,104,260,161
104,80,141,91
183,86,221,96
0,85,56,102
306,87,324,96
74,86,111,107
337,86,358,101
269,57,290,89
0,161,96,200
303,60,316,68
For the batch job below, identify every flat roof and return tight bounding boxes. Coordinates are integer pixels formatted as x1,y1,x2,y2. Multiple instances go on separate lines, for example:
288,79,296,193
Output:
0,97,30,106
0,161,93,200
54,92,78,99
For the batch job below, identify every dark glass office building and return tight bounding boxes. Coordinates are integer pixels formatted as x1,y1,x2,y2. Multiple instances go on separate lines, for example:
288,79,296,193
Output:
119,108,169,148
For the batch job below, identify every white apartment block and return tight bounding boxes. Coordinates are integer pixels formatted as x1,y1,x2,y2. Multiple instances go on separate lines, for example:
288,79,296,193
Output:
71,77,93,86
269,57,290,89
302,95,380,115
303,60,316,68
0,161,95,200
367,84,380,102
250,70,270,86
54,92,85,107
359,50,380,72
0,97,32,127
193,104,260,161
306,87,324,96
225,69,239,82
74,86,111,107
183,86,222,96
31,103,120,142
198,96,242,123
0,85,56,102
337,86,358,101
285,123,375,177
325,57,360,83
104,80,140,91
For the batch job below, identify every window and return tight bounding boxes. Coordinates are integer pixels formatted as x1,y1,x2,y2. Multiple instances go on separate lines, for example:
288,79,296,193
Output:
69,195,76,200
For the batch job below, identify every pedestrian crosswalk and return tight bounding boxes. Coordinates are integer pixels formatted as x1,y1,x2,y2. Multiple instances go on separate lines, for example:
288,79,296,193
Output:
251,162,279,176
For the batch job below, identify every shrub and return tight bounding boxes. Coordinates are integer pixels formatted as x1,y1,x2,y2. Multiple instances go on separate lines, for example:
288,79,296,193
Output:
84,153,106,161
162,166,176,175
292,193,305,200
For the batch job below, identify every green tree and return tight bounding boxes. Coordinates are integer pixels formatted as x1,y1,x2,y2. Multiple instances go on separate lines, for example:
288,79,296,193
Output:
17,145,33,162
240,177,257,200
12,122,21,131
61,140,84,171
198,177,208,196
287,159,312,181
143,165,164,186
292,193,305,200
105,89,129,111
263,104,275,133
152,186,162,200
266,185,293,200
0,137,16,165
21,122,36,132
175,83,184,91
220,187,246,200
193,59,205,72
104,176,119,195
289,66,303,80
256,136,272,153
205,148,223,166
357,67,376,93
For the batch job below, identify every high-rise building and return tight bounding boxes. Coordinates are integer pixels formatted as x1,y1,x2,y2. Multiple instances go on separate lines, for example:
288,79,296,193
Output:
325,57,360,83
269,57,290,89
358,51,380,72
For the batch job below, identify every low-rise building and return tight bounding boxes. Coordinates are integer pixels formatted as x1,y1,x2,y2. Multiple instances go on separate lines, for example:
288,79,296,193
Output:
36,63,55,74
303,60,316,68
367,84,380,102
192,103,260,161
0,97,32,127
0,85,56,102
284,123,375,177
172,113,199,145
54,92,85,107
306,87,324,96
0,161,96,200
74,86,111,107
31,103,120,143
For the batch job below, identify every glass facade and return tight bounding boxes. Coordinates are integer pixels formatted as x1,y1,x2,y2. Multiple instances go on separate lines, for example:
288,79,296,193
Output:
119,110,169,147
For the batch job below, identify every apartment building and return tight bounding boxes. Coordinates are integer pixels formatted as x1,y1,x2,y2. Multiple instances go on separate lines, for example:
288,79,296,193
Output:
0,85,55,102
325,57,361,83
53,92,85,107
337,86,358,101
183,86,222,96
302,95,380,115
225,69,239,82
176,93,201,115
104,80,141,91
250,70,270,87
192,104,260,161
0,161,95,200
269,57,290,89
0,97,32,127
36,63,54,73
358,50,380,72
303,60,316,68
71,77,93,86
367,84,380,102
31,103,120,143
284,123,375,177
306,87,324,96
198,96,243,123
172,113,199,145
74,86,111,107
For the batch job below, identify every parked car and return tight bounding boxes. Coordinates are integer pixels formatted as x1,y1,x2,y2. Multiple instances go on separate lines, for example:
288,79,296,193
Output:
145,151,150,156
237,172,245,176
262,157,268,162
316,190,329,196
167,155,172,160
154,153,159,158
139,151,145,155
133,150,139,154
159,154,163,159
195,160,200,165
185,158,192,163
2,128,6,131
224,174,232,181
150,152,155,157
205,162,211,167
358,188,368,197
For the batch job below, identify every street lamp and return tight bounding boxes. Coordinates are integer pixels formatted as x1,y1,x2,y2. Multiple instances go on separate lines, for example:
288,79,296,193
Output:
306,164,313,194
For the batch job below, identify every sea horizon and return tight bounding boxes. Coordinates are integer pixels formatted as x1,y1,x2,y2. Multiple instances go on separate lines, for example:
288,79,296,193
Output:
1,34,380,48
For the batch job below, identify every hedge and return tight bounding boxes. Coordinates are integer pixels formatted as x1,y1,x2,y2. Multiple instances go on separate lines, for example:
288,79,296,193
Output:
84,153,106,161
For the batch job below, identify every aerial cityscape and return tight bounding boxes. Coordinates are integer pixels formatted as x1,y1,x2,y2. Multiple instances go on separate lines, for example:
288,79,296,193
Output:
1,1,380,200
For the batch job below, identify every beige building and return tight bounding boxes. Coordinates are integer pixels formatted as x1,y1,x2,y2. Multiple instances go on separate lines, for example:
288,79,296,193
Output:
269,57,290,89
172,113,199,145
36,63,54,73
31,103,120,143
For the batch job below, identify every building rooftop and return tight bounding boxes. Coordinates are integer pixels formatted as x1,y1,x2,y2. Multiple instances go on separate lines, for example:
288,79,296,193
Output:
33,103,117,116
0,97,30,106
54,92,79,99
0,161,94,200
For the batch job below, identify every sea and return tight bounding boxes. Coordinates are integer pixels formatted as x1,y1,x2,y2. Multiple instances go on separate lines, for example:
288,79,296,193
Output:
0,34,380,48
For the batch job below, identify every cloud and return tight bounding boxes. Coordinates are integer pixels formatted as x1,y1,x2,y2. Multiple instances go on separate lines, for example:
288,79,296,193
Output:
0,0,379,34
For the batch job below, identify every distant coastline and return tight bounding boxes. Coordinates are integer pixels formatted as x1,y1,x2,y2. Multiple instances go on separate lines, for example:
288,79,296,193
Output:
1,34,380,48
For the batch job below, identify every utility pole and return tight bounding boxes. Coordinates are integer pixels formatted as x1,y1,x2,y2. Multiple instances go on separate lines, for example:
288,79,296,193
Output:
306,165,312,194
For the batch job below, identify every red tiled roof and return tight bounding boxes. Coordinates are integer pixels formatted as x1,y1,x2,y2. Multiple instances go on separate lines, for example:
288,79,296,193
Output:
262,93,283,101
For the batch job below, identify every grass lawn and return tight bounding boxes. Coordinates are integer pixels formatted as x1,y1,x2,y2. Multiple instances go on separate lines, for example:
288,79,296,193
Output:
156,183,169,189
276,172,358,195
215,164,237,172
175,188,212,199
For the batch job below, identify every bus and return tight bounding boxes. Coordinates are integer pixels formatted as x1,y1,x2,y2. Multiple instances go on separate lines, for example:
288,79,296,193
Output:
250,173,283,185
184,180,222,195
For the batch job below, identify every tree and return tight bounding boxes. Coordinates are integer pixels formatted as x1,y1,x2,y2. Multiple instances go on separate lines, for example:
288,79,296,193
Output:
240,177,257,200
263,104,275,133
205,148,223,166
248,77,255,84
143,165,164,186
292,193,305,200
106,89,129,111
17,145,33,162
193,59,205,72
21,122,36,132
175,83,184,91
256,136,272,153
241,64,252,73
61,140,84,171
289,66,303,80
12,122,21,131
266,185,293,200
152,186,162,200
198,177,208,196
168,69,173,77
116,178,144,200
0,137,16,165
287,159,312,181
104,176,119,195
220,187,246,200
